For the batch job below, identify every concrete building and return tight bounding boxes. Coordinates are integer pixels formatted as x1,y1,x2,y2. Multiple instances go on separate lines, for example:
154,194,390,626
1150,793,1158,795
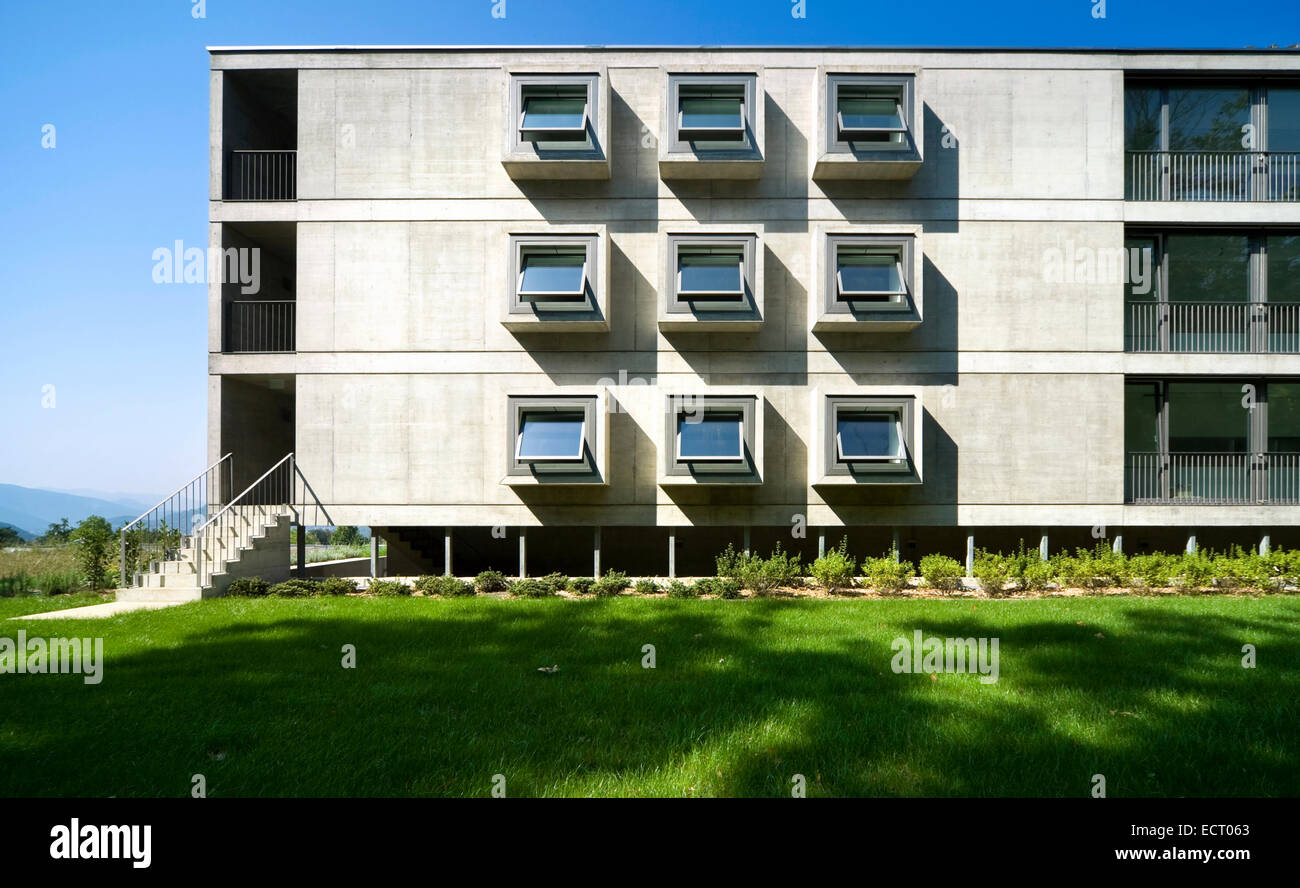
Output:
200,45,1300,581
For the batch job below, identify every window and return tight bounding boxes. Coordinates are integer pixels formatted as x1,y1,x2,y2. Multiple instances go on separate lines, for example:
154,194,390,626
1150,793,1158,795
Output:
818,395,918,481
819,234,916,322
663,395,760,481
519,84,589,142
506,233,603,324
663,233,760,326
505,395,603,483
661,73,762,174
504,72,607,179
824,74,916,156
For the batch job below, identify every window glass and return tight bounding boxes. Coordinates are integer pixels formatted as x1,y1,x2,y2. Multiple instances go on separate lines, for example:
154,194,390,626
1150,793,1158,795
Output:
1124,236,1160,302
1124,382,1161,452
521,95,586,132
1266,88,1300,152
677,412,743,459
679,96,743,132
1165,234,1250,303
1268,383,1300,452
838,251,902,298
518,413,585,460
520,252,585,297
1167,382,1250,452
1267,234,1300,303
1166,87,1251,151
1124,86,1162,151
838,93,903,131
679,252,743,296
837,412,899,459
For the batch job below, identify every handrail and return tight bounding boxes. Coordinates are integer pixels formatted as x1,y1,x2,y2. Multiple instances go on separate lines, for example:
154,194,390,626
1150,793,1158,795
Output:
196,453,294,535
118,453,232,589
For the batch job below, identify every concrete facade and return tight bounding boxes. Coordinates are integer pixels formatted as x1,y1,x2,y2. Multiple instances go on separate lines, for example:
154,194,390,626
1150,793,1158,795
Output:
207,47,1300,571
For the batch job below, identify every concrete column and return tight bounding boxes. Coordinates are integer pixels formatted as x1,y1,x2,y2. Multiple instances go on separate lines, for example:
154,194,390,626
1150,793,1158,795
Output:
1186,532,1197,555
369,535,379,579
668,529,676,579
1112,534,1123,555
965,534,975,578
817,529,826,558
296,524,306,577
443,528,452,577
593,526,602,578
1260,534,1271,556
518,528,527,579
892,528,901,561
743,526,751,557
1039,532,1049,561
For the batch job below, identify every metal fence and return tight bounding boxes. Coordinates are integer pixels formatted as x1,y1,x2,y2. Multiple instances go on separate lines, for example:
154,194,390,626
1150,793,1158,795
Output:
1126,301,1300,353
224,300,296,353
119,454,233,585
1126,150,1300,202
1126,452,1300,504
226,149,297,200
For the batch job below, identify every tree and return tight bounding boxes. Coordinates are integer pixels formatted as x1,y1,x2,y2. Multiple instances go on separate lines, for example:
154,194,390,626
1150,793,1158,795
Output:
308,528,332,545
331,526,362,547
71,515,114,589
0,526,23,547
42,518,72,545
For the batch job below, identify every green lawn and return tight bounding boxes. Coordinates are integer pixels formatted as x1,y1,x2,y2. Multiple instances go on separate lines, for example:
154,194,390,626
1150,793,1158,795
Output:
0,590,111,620
1,596,1296,797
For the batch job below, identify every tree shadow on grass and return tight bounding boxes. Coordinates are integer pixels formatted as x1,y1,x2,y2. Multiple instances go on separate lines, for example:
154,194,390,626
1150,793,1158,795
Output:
0,597,1296,797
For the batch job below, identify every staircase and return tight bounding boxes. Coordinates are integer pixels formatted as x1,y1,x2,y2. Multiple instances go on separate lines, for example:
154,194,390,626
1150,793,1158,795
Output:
119,453,329,600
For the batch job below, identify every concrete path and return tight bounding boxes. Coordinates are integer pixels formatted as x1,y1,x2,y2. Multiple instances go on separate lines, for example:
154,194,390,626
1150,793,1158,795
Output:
10,599,193,620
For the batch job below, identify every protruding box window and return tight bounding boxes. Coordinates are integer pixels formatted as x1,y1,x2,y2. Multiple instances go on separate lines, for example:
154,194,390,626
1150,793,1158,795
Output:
660,72,763,179
661,232,762,330
814,394,921,485
504,230,608,331
662,394,762,484
814,231,921,331
503,71,609,180
505,395,606,485
815,71,921,180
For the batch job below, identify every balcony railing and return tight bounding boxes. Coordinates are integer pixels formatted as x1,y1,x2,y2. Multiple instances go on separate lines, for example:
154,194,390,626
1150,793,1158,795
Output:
226,149,297,201
1126,150,1300,201
224,300,295,353
1126,452,1300,504
1126,301,1300,353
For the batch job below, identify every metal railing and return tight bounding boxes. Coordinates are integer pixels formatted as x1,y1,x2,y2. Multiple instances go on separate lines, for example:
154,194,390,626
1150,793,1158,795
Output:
226,149,296,201
1126,451,1300,504
119,454,232,587
193,453,331,587
1125,301,1300,353
1126,150,1300,201
224,300,296,353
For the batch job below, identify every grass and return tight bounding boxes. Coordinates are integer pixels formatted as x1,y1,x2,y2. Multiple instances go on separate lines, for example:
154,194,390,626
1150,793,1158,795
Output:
294,543,387,563
0,595,1296,797
0,545,85,597
0,590,110,619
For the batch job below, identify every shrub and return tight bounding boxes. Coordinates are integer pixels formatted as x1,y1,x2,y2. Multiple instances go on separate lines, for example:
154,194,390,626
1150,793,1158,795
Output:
510,577,552,598
1129,552,1178,587
367,579,411,597
862,550,914,593
533,572,568,596
694,576,743,599
718,542,803,595
317,577,357,596
666,580,697,599
268,579,320,597
592,570,630,597
811,538,857,593
413,575,473,597
226,577,270,597
919,553,963,592
1175,550,1216,590
567,576,595,595
1019,558,1053,591
633,579,658,596
474,570,509,594
71,516,114,590
972,550,1011,596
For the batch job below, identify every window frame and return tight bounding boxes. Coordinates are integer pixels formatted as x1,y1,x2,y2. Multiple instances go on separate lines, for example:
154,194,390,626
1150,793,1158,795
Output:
822,395,917,478
825,74,917,157
518,83,591,142
665,73,760,157
824,234,915,316
515,409,588,463
664,394,758,478
505,395,601,480
506,72,603,160
507,233,600,317
665,233,758,315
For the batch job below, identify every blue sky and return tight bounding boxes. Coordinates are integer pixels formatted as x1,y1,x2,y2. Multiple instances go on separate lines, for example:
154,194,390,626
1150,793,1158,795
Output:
0,0,1297,496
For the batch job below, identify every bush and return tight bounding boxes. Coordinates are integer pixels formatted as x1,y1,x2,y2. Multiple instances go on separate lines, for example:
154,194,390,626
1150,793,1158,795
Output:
268,578,320,597
1176,550,1216,590
226,577,270,597
717,542,803,595
317,577,357,596
811,538,857,593
510,578,552,598
633,579,658,596
919,553,963,592
592,570,630,597
694,577,742,599
71,516,114,590
567,576,595,595
537,572,569,596
666,580,697,599
972,550,1011,596
862,550,914,593
474,570,509,594
1129,552,1178,587
366,579,410,597
413,575,473,597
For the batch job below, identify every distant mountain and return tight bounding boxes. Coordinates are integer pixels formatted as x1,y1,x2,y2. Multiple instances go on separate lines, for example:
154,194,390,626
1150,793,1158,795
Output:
0,484,148,537
0,522,35,542
47,488,162,514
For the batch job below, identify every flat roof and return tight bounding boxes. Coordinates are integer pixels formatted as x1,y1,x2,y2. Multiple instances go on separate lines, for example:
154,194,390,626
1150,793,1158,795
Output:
206,44,1300,54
